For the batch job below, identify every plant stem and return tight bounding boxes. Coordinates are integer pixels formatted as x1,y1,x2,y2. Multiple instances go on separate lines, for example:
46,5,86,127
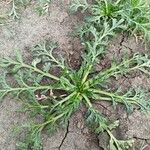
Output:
0,85,53,93
36,113,65,131
115,0,122,5
88,57,135,86
104,0,109,15
22,63,59,81
82,94,92,107
82,64,93,84
89,89,140,105
106,129,121,149
25,102,49,109
42,113,64,127
50,91,77,111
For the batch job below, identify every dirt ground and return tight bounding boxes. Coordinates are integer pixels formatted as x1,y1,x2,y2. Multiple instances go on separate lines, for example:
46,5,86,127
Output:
0,0,150,150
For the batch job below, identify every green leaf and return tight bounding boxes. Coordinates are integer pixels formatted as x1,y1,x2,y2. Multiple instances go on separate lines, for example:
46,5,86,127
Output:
32,58,41,67
15,49,23,63
70,0,89,13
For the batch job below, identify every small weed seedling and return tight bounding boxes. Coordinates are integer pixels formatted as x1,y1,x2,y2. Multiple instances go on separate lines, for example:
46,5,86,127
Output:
71,0,150,41
35,0,52,16
0,19,150,149
9,0,30,19
8,0,51,19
